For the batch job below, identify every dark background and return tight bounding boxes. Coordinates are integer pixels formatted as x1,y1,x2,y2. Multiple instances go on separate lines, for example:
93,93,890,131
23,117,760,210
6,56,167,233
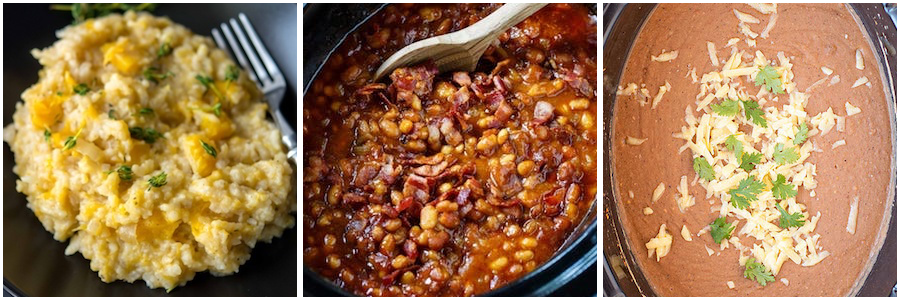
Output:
3,3,297,296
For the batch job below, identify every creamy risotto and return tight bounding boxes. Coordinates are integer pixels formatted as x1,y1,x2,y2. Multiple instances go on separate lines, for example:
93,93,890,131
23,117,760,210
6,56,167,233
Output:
3,11,294,290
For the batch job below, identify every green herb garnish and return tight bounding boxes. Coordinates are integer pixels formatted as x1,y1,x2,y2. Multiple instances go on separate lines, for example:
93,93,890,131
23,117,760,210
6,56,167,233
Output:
725,134,744,164
771,174,797,200
63,136,77,150
147,172,167,191
225,65,239,82
774,202,805,228
143,67,173,83
138,107,154,116
200,140,217,158
743,258,775,286
773,143,799,165
50,3,157,24
709,217,734,244
115,165,133,181
693,157,715,181
195,74,225,102
711,99,741,117
73,83,89,95
44,129,51,142
755,65,784,94
741,99,767,128
738,152,763,172
157,42,172,58
129,127,163,144
794,122,808,145
108,109,116,120
728,176,765,209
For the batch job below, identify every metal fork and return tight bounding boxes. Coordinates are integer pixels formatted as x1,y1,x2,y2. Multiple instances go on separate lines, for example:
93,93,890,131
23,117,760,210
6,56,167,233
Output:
211,13,297,162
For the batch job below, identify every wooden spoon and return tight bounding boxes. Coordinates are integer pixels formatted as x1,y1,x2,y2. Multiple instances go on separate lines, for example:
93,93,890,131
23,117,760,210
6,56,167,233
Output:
373,3,547,80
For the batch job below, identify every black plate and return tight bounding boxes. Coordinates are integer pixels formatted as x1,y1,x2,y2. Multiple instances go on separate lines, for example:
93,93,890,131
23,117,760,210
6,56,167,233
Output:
301,4,598,296
3,3,298,297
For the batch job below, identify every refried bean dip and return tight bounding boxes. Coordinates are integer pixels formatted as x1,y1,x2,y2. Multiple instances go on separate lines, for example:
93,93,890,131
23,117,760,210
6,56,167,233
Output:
611,3,893,296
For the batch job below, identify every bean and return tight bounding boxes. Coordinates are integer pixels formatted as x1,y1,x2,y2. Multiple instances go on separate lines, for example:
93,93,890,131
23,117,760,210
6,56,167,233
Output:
569,98,590,110
341,65,362,82
504,224,521,237
489,257,509,271
497,128,509,144
420,205,438,229
438,182,453,194
517,160,535,176
438,212,459,228
475,135,498,154
326,254,341,269
521,237,538,248
384,218,402,232
580,113,595,129
515,250,534,262
392,255,412,269
399,119,413,134
327,184,342,205
380,119,400,138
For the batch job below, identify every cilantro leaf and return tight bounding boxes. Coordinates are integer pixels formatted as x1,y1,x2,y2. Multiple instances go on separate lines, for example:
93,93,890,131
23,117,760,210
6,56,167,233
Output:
773,143,799,165
794,122,808,145
754,65,784,94
728,176,765,209
711,99,741,117
693,157,715,181
774,202,805,228
771,174,797,199
744,258,775,286
725,134,744,164
739,152,763,172
73,83,90,95
742,100,768,128
44,129,51,143
710,217,734,244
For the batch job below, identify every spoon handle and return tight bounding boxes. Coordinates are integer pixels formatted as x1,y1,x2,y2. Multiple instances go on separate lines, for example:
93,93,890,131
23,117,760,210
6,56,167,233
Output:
462,3,548,41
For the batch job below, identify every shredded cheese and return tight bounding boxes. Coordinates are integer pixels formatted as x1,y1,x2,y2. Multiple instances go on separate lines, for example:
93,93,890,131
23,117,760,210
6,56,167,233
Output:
707,42,719,67
652,50,679,62
760,12,777,38
645,224,673,262
845,102,861,116
680,225,693,241
733,9,760,23
644,207,654,215
726,281,735,289
652,182,666,202
820,66,833,75
781,278,789,286
855,49,864,70
675,175,696,212
626,136,647,145
847,196,859,234
651,81,671,109
705,245,715,256
831,140,846,149
851,76,868,88
747,3,777,14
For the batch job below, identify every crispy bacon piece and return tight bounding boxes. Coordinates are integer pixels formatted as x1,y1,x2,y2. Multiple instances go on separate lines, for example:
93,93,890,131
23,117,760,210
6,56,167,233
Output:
378,157,403,185
452,72,472,87
439,117,463,146
390,62,439,97
413,160,450,177
492,75,509,95
303,156,329,182
400,152,444,165
558,64,594,97
352,164,379,187
490,58,514,76
355,83,387,96
533,101,555,124
342,192,369,205
541,187,567,216
383,265,419,285
403,174,432,202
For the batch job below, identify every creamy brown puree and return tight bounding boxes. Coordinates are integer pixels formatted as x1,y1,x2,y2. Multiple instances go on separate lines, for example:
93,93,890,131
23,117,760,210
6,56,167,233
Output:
611,3,893,296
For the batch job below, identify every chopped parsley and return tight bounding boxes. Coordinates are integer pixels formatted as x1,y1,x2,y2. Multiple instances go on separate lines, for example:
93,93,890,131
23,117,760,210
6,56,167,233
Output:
741,99,767,128
743,258,775,286
225,65,240,82
143,67,174,83
774,202,806,228
754,65,784,94
693,157,715,181
771,174,797,200
738,152,763,172
147,172,167,191
44,129,51,142
108,109,116,120
711,99,741,117
157,42,172,58
73,83,90,95
773,143,799,165
129,127,163,144
794,122,809,145
200,140,217,158
709,217,734,244
728,176,765,209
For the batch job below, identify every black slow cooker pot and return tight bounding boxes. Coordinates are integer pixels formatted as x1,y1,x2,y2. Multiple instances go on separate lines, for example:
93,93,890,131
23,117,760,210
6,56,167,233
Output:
301,3,598,296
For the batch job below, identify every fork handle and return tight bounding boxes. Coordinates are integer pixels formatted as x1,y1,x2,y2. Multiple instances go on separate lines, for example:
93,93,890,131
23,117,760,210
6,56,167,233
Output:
272,109,298,163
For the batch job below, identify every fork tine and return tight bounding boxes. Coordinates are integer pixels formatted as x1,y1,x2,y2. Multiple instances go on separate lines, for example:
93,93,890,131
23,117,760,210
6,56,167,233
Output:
238,13,282,80
229,18,271,84
219,23,258,84
211,28,230,58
